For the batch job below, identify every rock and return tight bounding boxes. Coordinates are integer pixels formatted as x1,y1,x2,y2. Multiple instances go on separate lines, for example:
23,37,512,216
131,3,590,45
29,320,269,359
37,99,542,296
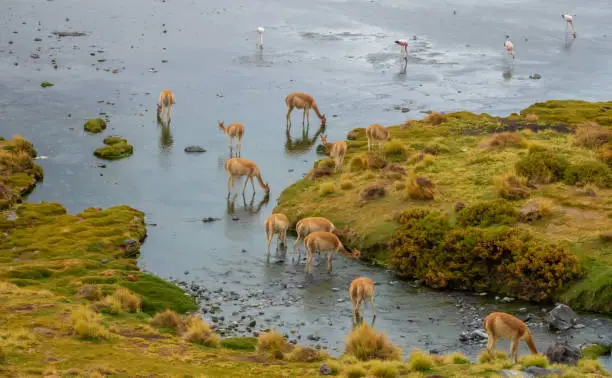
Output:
307,167,334,180
249,320,256,327
30,53,40,59
519,201,542,223
547,304,579,331
84,118,107,133
501,297,515,303
52,31,87,37
500,370,534,378
120,238,140,257
201,217,220,223
545,342,580,365
524,366,562,377
319,363,333,375
307,334,320,341
459,329,487,343
529,74,542,80
184,146,207,153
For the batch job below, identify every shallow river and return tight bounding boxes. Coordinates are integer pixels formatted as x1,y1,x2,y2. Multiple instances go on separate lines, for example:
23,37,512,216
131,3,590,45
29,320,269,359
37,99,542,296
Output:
1,0,611,367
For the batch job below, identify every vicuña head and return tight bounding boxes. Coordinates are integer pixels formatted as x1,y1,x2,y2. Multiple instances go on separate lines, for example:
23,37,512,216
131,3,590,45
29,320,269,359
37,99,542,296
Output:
351,249,361,259
321,134,328,145
218,120,225,130
320,114,327,126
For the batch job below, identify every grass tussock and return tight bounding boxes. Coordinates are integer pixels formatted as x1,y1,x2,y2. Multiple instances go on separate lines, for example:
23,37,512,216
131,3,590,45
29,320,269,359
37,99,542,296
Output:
340,179,354,190
344,324,402,362
573,121,612,149
149,309,185,332
366,154,388,170
383,141,407,160
284,346,327,363
350,156,367,172
494,173,530,200
107,287,142,313
344,364,368,378
257,329,292,359
405,176,435,200
485,132,527,149
407,349,435,372
77,284,103,301
322,360,342,375
444,352,471,365
361,184,386,200
0,344,5,364
577,359,605,374
517,354,549,368
599,143,612,166
316,158,336,169
367,360,400,378
526,113,539,122
70,306,111,340
182,315,220,347
477,349,507,363
425,111,447,125
319,182,335,195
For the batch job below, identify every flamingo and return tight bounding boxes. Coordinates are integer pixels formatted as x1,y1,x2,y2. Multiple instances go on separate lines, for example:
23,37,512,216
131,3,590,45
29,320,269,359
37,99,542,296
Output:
394,40,408,60
504,35,515,60
256,26,265,48
562,14,576,38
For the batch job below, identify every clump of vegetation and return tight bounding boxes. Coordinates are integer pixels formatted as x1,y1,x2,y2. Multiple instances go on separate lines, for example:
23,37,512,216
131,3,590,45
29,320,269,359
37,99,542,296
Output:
361,184,386,200
599,143,612,166
563,160,612,188
367,360,400,378
94,136,134,160
577,359,606,374
350,156,367,172
525,113,539,122
581,344,612,360
573,121,612,149
182,315,220,347
407,349,435,372
340,179,354,190
257,330,292,359
77,284,103,301
477,350,507,363
494,173,530,200
109,287,142,313
425,111,447,125
405,176,435,200
366,154,388,170
422,142,450,155
149,309,185,331
285,346,326,363
315,158,336,169
485,132,527,149
515,147,569,183
518,354,549,368
383,141,407,160
71,306,111,340
40,82,54,88
344,324,403,362
456,199,518,227
319,182,335,195
84,118,107,133
344,364,368,378
444,352,471,365
390,209,582,301
0,344,6,363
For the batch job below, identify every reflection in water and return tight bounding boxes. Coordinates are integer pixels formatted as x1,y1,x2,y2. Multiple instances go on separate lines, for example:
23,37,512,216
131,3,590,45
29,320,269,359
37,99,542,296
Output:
399,58,407,74
502,68,513,81
563,33,576,51
227,192,270,216
158,124,174,151
284,124,326,156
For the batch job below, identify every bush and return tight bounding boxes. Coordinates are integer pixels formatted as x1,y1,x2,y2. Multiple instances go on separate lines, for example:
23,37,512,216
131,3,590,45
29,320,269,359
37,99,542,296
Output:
415,154,435,172
350,156,367,172
344,364,367,378
383,141,407,159
425,111,446,125
563,160,612,188
182,315,220,347
407,349,435,372
515,148,569,183
494,173,530,200
77,284,103,301
486,132,527,149
405,176,435,200
456,199,518,227
422,142,450,155
518,354,549,368
149,309,185,331
577,359,605,374
109,287,142,313
344,324,403,361
368,360,399,378
319,182,335,195
444,352,470,365
573,122,612,149
257,330,292,359
315,158,336,169
71,306,110,340
284,346,325,362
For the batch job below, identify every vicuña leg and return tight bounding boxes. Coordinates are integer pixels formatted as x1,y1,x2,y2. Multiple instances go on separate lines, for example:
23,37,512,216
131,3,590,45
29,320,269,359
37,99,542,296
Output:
367,137,371,152
242,176,249,195
351,297,358,324
286,107,293,129
266,230,274,258
306,246,314,274
327,251,333,273
370,296,376,319
510,338,519,363
250,176,256,193
486,335,497,358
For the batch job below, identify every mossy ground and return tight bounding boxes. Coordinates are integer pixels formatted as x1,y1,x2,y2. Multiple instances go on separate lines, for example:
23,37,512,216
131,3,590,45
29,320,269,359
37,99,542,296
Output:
84,118,107,134
93,136,134,160
275,100,612,314
0,135,43,209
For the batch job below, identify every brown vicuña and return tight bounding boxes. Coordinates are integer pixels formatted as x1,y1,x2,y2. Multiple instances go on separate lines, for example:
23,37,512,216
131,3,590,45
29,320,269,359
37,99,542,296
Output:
303,231,360,274
285,92,326,129
321,135,348,172
218,121,245,156
224,157,270,196
484,312,538,363
292,217,335,259
349,277,376,323
157,89,176,125
264,213,290,258
365,124,391,154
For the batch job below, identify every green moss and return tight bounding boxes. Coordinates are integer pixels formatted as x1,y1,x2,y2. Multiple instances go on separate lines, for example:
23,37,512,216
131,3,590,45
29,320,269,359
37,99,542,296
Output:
221,337,258,351
40,82,54,88
84,118,107,133
581,344,612,360
520,100,612,126
94,136,133,160
122,274,197,315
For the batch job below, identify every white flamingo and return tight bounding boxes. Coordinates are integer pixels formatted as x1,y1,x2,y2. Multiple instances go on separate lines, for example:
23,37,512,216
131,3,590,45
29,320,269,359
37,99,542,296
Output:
256,26,265,48
394,39,408,60
562,14,576,38
504,35,515,60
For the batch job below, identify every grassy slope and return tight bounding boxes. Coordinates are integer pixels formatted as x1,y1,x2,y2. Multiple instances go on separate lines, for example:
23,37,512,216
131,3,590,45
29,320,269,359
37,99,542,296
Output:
1,132,609,377
275,100,612,314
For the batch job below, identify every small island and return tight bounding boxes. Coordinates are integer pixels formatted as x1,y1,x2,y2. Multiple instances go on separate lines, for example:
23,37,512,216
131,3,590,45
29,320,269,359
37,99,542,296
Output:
94,136,134,160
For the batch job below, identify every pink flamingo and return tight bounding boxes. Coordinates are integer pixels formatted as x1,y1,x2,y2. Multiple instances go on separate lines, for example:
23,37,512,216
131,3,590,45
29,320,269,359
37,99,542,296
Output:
394,40,408,60
562,14,576,38
504,35,515,60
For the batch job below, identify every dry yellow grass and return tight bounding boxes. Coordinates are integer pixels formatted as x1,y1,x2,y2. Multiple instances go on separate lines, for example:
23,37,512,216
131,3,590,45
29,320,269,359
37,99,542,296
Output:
182,315,220,347
494,172,530,200
407,349,435,372
257,329,292,359
111,287,142,313
425,112,447,125
70,306,111,340
405,176,435,200
149,309,185,331
344,324,402,362
77,284,103,301
526,113,539,122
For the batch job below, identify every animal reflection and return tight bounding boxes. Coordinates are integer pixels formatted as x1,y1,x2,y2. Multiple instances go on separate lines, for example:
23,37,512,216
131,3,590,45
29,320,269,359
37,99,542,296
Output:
227,192,269,216
158,124,173,150
284,125,326,156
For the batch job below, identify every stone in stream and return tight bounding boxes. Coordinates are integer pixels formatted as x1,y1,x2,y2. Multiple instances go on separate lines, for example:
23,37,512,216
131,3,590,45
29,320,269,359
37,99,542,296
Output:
545,342,580,365
547,304,579,331
184,146,206,153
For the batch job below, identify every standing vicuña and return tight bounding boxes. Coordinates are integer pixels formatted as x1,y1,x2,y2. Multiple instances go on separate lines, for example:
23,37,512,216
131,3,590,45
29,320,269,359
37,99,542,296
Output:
304,231,360,275
321,135,348,172
349,277,376,324
292,217,335,260
224,158,270,196
264,213,290,258
285,92,326,129
218,121,245,156
365,124,391,154
157,89,176,125
484,312,538,363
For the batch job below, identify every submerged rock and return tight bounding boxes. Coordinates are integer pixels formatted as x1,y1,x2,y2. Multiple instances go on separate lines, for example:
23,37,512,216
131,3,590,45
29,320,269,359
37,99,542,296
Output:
84,118,107,133
184,146,206,153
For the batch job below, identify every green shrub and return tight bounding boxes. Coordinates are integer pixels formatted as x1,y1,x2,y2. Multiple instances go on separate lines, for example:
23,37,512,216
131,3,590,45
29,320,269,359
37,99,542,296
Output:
456,199,518,227
423,142,450,155
563,160,612,188
515,148,569,183
494,173,530,200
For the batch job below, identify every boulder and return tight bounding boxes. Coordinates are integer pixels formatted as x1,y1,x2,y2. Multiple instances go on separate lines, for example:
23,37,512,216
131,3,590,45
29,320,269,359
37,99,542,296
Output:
524,366,562,377
519,202,541,222
500,370,534,378
547,304,579,331
545,342,580,365
459,329,488,343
